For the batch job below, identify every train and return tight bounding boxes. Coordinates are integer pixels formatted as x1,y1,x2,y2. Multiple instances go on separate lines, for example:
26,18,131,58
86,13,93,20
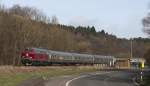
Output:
21,48,116,66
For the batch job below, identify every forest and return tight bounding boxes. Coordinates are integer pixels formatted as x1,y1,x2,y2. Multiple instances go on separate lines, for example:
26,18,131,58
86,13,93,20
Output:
0,5,150,65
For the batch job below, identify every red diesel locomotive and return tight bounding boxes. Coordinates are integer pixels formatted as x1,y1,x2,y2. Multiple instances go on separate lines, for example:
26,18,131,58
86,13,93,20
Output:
21,48,49,65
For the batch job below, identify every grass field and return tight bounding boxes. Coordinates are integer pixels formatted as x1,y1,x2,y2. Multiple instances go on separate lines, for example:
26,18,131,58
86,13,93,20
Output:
0,66,98,86
143,76,150,86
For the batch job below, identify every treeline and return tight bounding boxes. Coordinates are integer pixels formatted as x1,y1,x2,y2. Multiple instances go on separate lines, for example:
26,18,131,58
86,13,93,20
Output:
0,5,150,65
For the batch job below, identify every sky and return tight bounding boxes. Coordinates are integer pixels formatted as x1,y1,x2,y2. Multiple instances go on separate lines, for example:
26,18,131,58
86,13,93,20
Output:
1,0,150,38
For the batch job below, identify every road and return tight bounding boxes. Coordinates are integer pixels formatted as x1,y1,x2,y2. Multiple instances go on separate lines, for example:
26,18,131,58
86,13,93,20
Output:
45,71,138,86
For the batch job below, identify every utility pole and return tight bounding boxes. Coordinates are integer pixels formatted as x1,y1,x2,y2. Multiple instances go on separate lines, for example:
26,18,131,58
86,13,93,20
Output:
130,38,133,59
129,38,133,68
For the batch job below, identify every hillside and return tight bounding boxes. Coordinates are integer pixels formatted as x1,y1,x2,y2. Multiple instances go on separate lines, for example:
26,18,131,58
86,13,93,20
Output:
0,5,150,65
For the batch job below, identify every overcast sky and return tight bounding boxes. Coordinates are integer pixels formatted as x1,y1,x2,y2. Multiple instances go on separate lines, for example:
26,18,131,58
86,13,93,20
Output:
1,0,150,38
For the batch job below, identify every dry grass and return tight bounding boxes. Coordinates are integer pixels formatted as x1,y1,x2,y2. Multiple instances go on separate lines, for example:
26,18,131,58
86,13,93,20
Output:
0,66,97,86
0,66,97,74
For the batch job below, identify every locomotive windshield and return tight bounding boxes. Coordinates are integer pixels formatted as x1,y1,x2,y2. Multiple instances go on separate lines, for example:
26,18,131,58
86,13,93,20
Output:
25,48,33,52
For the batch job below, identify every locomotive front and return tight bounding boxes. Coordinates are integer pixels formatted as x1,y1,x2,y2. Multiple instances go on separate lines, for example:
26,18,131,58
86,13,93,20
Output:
21,48,35,65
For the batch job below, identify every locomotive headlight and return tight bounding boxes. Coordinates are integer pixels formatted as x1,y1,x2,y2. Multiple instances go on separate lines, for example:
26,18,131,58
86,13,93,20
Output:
26,53,29,57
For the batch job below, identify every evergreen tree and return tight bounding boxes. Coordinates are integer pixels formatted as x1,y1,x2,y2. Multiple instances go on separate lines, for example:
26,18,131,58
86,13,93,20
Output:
91,26,96,33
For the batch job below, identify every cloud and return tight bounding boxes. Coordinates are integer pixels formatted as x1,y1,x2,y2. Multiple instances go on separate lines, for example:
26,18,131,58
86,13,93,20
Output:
69,16,98,27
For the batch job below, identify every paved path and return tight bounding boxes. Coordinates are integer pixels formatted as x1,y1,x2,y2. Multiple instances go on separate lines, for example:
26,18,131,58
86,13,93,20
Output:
45,71,137,86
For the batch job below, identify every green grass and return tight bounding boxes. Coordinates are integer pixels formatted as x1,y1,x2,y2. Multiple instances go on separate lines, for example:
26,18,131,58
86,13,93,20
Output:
0,73,31,86
143,76,150,86
0,67,97,86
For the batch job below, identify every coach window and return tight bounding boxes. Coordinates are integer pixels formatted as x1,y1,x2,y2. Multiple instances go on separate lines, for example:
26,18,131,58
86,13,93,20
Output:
52,55,56,60
51,55,54,59
56,55,59,60
49,55,52,59
67,56,71,60
66,56,70,60
75,57,79,60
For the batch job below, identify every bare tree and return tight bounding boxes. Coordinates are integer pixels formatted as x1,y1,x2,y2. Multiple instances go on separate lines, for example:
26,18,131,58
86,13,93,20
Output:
9,4,50,23
142,13,150,36
51,15,59,24
0,4,8,13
